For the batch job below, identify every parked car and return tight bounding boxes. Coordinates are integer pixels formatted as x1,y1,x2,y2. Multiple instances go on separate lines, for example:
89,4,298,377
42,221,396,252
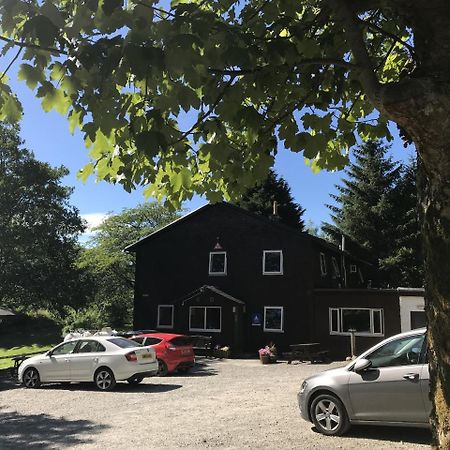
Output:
130,333,195,376
298,328,430,436
18,336,158,391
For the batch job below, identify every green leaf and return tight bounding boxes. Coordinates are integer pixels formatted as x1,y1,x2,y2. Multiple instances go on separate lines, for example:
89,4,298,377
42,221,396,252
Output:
41,1,65,28
78,163,95,182
18,64,44,90
0,93,23,123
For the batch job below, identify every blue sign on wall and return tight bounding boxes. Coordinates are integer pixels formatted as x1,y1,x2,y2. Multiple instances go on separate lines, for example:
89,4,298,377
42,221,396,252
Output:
251,312,262,326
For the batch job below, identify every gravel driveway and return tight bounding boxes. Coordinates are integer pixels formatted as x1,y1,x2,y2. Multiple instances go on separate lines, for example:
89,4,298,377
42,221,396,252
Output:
0,358,431,449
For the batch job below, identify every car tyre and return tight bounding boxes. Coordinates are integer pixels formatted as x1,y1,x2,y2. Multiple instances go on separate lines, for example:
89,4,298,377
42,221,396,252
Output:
310,393,350,436
127,375,144,385
22,367,41,389
94,367,116,391
157,359,169,377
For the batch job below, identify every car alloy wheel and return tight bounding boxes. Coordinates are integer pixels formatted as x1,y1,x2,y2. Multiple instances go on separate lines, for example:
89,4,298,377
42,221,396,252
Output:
95,368,116,391
310,393,350,436
157,359,168,377
23,368,41,388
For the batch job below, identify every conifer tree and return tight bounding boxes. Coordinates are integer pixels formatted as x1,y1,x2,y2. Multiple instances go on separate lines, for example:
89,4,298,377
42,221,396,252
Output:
236,170,305,230
323,141,402,286
381,159,424,287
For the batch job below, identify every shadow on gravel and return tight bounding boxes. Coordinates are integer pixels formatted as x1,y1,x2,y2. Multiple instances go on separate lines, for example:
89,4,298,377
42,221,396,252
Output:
0,376,20,390
0,407,109,449
163,358,221,378
38,382,182,393
313,425,431,445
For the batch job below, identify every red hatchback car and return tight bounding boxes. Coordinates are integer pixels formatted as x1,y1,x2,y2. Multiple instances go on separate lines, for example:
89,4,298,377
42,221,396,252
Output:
130,333,195,376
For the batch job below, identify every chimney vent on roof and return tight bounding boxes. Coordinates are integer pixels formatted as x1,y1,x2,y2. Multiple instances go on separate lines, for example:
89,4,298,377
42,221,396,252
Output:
272,200,278,216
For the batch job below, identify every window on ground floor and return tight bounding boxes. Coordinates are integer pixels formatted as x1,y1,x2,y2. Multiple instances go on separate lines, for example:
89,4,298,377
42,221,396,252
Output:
264,306,284,332
157,305,174,328
189,306,222,332
329,307,384,336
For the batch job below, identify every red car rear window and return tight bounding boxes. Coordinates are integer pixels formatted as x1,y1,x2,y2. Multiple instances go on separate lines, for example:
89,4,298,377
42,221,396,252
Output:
169,337,192,347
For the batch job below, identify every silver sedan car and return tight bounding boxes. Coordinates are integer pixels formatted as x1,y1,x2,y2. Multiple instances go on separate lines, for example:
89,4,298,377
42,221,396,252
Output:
298,328,430,435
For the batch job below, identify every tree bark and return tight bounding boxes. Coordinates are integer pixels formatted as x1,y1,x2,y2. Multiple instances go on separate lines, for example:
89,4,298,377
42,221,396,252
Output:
382,80,450,449
331,1,450,447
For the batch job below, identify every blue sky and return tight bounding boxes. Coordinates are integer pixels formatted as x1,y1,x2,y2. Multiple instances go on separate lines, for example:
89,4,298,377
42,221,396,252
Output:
10,75,416,234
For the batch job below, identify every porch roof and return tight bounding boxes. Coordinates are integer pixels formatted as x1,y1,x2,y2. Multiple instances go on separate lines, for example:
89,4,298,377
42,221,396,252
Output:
177,285,245,306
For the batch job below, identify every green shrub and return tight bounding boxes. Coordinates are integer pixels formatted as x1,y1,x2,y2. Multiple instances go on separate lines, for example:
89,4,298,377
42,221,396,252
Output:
62,305,104,334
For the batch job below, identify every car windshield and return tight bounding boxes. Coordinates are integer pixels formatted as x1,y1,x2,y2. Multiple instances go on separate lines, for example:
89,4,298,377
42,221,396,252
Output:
107,338,142,348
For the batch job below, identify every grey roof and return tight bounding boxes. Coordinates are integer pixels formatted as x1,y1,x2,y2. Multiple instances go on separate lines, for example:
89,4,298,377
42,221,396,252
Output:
0,307,16,316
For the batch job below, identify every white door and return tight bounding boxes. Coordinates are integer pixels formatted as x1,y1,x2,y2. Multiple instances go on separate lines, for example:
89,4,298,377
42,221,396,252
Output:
39,341,77,381
70,340,105,381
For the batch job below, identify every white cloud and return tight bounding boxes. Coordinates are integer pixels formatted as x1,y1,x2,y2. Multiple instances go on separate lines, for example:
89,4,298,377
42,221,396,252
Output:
81,212,109,234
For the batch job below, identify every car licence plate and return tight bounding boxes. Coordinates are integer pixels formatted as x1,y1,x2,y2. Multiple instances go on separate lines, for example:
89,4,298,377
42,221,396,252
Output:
141,353,151,359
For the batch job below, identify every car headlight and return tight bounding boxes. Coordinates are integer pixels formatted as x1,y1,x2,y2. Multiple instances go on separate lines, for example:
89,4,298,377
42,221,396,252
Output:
300,380,308,394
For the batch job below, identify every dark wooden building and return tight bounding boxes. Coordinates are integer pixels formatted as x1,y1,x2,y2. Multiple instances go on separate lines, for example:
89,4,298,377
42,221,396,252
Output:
127,202,400,357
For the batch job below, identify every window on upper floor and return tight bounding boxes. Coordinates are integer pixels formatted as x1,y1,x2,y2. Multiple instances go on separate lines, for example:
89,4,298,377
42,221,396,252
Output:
319,252,327,276
329,307,384,336
263,250,283,275
264,306,284,332
157,305,174,328
189,306,221,332
209,251,227,275
331,256,340,278
350,264,357,273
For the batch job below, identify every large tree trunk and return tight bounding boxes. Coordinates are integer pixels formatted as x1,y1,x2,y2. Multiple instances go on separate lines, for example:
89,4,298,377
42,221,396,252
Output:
383,80,450,448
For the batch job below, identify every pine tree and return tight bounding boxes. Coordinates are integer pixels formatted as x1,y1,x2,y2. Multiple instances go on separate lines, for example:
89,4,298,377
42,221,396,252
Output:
323,141,403,286
236,170,305,230
380,159,424,287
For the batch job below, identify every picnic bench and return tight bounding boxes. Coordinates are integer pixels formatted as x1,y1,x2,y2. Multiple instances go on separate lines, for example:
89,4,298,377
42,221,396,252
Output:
189,335,214,358
284,343,329,364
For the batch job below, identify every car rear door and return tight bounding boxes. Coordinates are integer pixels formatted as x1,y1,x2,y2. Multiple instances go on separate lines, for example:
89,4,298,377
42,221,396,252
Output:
71,340,106,381
347,333,428,424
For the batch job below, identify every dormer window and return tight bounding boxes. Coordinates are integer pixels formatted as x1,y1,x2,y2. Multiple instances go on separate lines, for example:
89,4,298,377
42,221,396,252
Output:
209,252,227,275
320,253,327,276
331,256,340,278
263,250,283,275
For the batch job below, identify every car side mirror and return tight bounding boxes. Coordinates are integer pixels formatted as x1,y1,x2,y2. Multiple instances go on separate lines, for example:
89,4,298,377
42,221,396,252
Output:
46,350,53,357
354,358,372,373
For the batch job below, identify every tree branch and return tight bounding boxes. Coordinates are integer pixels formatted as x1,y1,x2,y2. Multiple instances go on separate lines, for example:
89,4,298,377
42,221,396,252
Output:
208,58,359,76
1,47,22,81
169,77,235,145
329,0,383,109
0,35,66,55
359,18,415,53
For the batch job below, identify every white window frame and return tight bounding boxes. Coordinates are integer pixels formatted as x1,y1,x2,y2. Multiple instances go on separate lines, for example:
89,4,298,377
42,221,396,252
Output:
329,307,384,337
262,250,283,275
350,264,357,273
263,306,284,333
157,305,174,329
320,253,327,276
189,306,222,332
209,251,227,276
331,256,340,278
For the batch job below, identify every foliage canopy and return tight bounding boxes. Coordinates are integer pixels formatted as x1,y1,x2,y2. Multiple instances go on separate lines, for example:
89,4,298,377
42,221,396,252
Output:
0,123,85,311
0,0,411,207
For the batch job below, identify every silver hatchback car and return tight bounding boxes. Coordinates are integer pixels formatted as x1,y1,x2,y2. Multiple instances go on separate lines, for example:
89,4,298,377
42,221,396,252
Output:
298,328,430,436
